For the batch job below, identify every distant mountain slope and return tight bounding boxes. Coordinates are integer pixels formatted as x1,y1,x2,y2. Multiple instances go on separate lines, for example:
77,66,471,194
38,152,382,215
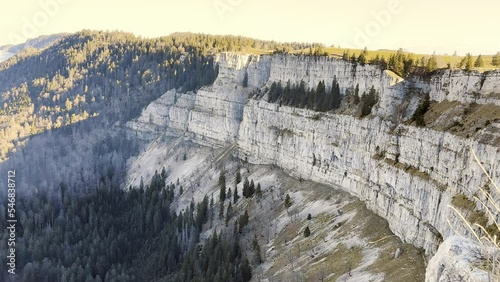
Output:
0,51,14,61
0,33,66,62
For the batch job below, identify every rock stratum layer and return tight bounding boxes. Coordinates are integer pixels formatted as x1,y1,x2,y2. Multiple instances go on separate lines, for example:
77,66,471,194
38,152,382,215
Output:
128,53,500,280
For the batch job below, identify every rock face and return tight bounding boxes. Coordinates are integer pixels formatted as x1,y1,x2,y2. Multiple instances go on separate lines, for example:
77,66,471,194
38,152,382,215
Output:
128,52,500,273
426,70,500,106
425,236,491,281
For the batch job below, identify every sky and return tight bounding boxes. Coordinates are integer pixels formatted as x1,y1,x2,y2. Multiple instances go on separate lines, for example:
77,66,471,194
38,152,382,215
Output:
1,0,499,55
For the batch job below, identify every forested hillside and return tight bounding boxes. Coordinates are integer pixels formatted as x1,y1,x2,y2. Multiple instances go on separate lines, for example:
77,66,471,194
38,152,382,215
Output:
0,31,319,197
0,169,259,282
0,32,321,281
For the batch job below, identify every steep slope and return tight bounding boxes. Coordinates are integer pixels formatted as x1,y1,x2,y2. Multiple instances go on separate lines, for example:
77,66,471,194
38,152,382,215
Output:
127,52,500,280
124,135,426,281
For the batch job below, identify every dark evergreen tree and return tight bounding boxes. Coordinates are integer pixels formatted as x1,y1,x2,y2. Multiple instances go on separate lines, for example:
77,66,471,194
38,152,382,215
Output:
426,55,438,72
233,184,240,203
219,172,226,201
304,226,311,237
235,170,242,184
241,258,252,281
255,183,262,198
475,55,485,68
359,86,378,117
284,194,292,208
239,210,250,231
252,235,263,264
412,94,430,127
358,47,368,66
249,179,256,197
243,178,250,198
243,71,249,87
492,52,500,66
225,202,233,225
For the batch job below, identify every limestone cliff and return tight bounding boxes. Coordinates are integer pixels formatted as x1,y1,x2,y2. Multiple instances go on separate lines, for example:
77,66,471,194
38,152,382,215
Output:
127,52,500,280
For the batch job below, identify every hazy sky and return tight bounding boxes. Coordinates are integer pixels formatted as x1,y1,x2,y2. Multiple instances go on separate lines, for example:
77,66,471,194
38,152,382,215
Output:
1,0,499,55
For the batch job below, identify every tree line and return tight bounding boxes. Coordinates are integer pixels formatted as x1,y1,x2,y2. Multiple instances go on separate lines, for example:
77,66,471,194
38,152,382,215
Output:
266,79,378,117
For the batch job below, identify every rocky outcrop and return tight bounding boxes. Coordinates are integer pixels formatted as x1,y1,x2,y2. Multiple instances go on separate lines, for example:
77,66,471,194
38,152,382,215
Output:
127,52,500,270
426,70,500,106
237,98,500,254
425,236,491,281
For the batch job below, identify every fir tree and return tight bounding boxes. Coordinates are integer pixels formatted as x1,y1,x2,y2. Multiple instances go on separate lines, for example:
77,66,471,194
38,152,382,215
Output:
219,201,224,219
235,170,242,184
255,183,262,197
284,194,292,208
304,226,311,237
241,258,252,281
219,172,226,201
243,178,250,198
225,202,233,225
475,55,484,68
426,55,438,72
242,71,248,87
249,179,255,197
252,235,263,264
460,53,474,71
233,184,240,203
492,52,500,66
330,78,341,110
358,47,368,66
239,210,249,231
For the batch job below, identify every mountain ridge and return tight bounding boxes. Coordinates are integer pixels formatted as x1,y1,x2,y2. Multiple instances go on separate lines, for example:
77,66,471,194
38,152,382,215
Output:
0,33,66,62
126,51,500,281
1,31,499,281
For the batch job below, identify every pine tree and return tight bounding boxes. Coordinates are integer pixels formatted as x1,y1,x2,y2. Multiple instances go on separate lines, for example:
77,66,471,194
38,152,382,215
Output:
233,184,240,203
242,71,248,87
252,235,263,264
330,78,341,110
303,226,311,237
475,55,485,68
225,202,233,225
342,50,349,61
241,257,252,281
412,94,430,127
219,201,224,219
359,86,378,117
268,82,277,102
492,52,500,66
243,178,250,198
249,179,255,197
315,80,326,111
426,55,438,72
358,47,368,66
239,210,249,231
353,84,360,105
235,170,241,184
284,194,292,208
255,183,262,197
461,53,474,71
219,172,226,201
